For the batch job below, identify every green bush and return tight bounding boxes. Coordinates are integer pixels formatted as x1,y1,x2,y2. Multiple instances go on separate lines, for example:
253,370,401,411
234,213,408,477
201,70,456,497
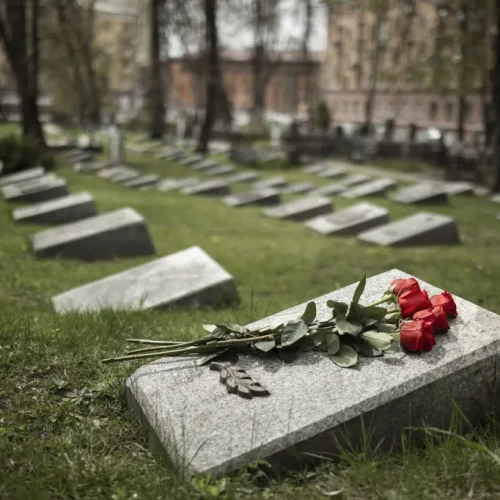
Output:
314,100,332,133
0,134,56,175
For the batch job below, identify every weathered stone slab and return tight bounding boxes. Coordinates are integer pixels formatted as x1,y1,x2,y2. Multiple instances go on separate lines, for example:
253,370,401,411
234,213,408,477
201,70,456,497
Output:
0,166,45,187
442,182,475,197
305,202,389,236
123,174,160,189
317,166,347,179
492,194,500,204
181,180,230,196
224,188,280,208
341,178,396,199
126,145,148,155
12,192,97,225
358,212,460,247
109,129,125,165
31,207,156,260
73,161,107,174
263,196,332,221
310,182,347,197
157,177,200,192
301,163,327,175
205,165,235,176
342,174,372,187
390,183,449,205
191,159,219,171
2,175,69,203
224,171,259,184
98,166,138,180
253,176,288,190
110,170,141,184
69,152,95,164
52,246,237,313
179,155,204,167
126,269,500,476
281,183,316,195
159,151,187,161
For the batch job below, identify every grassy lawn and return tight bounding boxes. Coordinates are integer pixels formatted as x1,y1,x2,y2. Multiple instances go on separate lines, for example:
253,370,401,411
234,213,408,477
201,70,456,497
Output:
2,147,500,499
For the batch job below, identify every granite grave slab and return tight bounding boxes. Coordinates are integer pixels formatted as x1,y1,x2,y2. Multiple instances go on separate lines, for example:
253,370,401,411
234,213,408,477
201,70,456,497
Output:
281,183,316,195
341,178,397,199
253,176,288,190
492,194,500,204
2,175,69,203
224,171,259,184
309,182,347,197
69,152,95,164
0,166,45,187
181,180,230,196
301,164,327,175
317,166,347,179
442,182,475,197
52,246,237,313
179,155,204,167
341,174,372,187
13,192,97,225
358,212,460,246
73,161,107,174
305,202,390,236
263,196,332,221
123,174,160,189
157,177,200,192
126,269,500,476
390,183,449,205
31,207,156,260
191,159,219,171
110,170,141,184
205,165,235,176
224,188,280,208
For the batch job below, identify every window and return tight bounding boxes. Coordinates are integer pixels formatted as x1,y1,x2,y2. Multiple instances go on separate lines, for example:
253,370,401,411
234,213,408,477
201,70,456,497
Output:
429,101,438,121
415,101,423,120
446,102,454,121
354,101,359,116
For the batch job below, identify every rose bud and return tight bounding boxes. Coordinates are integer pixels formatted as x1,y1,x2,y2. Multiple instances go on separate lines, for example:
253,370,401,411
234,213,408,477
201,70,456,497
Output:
400,320,436,352
413,305,449,332
430,291,457,317
398,289,432,318
390,278,420,296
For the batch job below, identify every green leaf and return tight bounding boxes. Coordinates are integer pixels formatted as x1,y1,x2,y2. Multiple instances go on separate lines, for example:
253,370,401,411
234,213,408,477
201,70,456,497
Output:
363,306,388,321
325,332,340,355
375,322,397,333
331,344,358,368
347,302,365,320
336,316,363,336
202,324,217,333
352,274,367,305
382,342,400,354
277,346,297,363
281,319,309,347
301,302,317,325
361,330,393,351
254,339,276,352
309,329,325,347
195,350,228,366
327,300,348,316
215,323,247,334
359,340,383,358
364,318,379,327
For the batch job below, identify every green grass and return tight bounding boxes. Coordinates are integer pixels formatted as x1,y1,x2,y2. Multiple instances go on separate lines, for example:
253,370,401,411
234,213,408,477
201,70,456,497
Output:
2,148,500,499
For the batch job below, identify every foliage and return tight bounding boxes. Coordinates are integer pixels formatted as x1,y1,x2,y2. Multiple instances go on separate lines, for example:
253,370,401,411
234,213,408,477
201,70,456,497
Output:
0,134,56,174
314,100,331,133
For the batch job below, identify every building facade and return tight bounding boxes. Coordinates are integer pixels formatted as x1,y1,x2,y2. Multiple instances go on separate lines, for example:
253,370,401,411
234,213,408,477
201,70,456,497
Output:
320,0,490,140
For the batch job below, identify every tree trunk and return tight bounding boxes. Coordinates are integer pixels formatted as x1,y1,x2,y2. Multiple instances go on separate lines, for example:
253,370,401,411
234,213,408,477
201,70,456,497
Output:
365,11,384,128
196,0,218,153
457,95,466,143
491,0,500,192
150,0,165,140
301,0,313,106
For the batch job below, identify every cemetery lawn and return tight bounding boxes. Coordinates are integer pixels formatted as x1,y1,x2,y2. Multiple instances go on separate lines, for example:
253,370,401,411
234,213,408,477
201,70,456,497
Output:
3,151,500,499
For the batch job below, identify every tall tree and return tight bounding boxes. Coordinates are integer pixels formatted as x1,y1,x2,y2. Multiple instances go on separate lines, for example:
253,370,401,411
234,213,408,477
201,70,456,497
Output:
150,0,166,139
0,0,45,143
491,0,500,192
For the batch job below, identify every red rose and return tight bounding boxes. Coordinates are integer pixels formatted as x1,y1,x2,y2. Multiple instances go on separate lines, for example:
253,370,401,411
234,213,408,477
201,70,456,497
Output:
398,289,432,318
430,291,457,317
390,278,420,296
400,320,435,352
413,305,449,332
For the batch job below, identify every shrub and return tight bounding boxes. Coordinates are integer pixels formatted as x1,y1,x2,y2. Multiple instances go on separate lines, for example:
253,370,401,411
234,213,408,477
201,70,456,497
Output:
314,100,331,133
0,134,56,175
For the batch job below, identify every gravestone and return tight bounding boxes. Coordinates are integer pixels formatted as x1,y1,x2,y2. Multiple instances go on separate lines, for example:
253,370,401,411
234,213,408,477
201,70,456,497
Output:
109,128,125,166
282,183,316,195
224,171,259,184
126,145,148,155
69,152,95,164
0,166,45,187
305,202,390,236
205,165,235,177
31,207,156,260
123,174,160,189
52,246,237,313
191,159,219,171
224,188,281,208
98,166,138,180
310,182,347,197
301,164,327,175
342,174,372,187
254,177,288,190
442,182,475,197
181,180,230,197
317,166,347,179
157,177,200,192
160,151,187,161
263,196,332,221
13,192,97,225
390,183,449,205
492,194,500,204
73,161,107,174
179,155,204,167
110,170,141,184
341,178,396,199
2,175,68,203
126,269,500,476
358,212,460,247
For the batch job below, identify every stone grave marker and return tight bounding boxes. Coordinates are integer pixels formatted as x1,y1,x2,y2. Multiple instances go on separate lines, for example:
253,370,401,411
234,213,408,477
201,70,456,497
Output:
179,155,204,167
253,176,288,190
125,269,500,476
52,246,237,313
0,166,45,187
358,212,460,247
224,188,281,208
61,148,82,159
98,166,136,180
157,177,200,192
69,152,95,164
301,163,327,175
305,202,390,236
110,170,141,184
281,183,316,195
2,175,68,204
123,174,160,189
205,165,235,177
13,192,97,225
191,159,219,171
442,182,475,197
182,180,230,197
390,183,449,205
159,151,187,161
341,178,396,199
126,144,148,155
108,128,125,166
309,182,347,197
224,171,259,184
73,161,107,174
263,196,332,221
32,207,156,260
342,174,372,187
492,194,500,204
317,166,347,179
